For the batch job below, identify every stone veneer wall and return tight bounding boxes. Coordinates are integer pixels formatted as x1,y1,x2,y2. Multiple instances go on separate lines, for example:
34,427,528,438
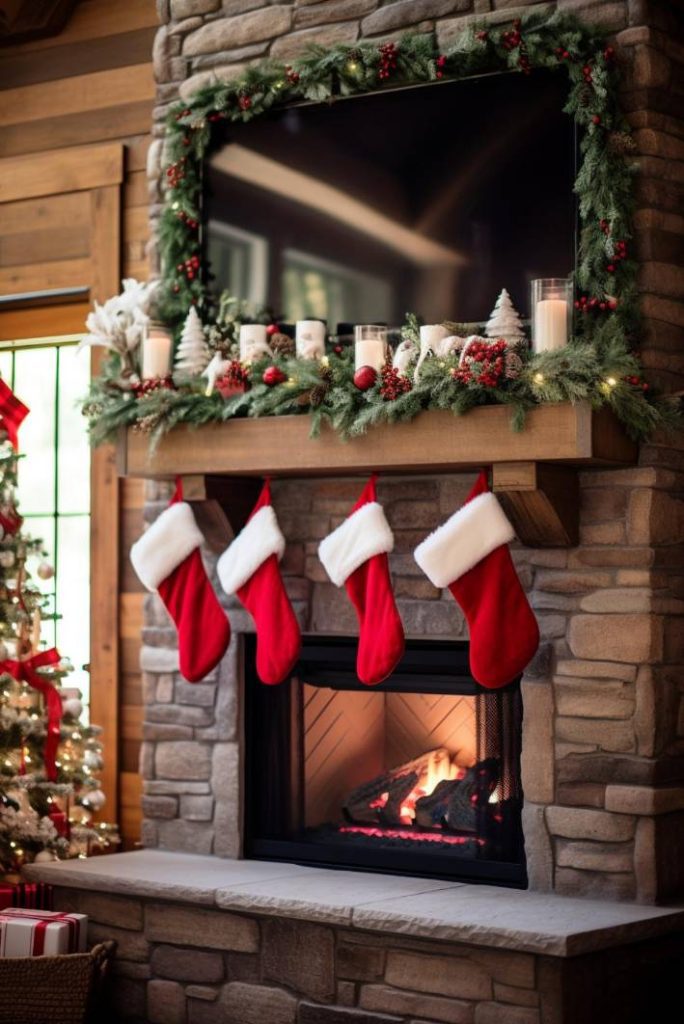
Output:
139,0,684,903
54,885,684,1024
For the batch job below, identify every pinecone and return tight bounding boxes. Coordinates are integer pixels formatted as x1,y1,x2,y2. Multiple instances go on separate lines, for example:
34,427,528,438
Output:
270,332,295,357
135,413,162,434
310,383,329,407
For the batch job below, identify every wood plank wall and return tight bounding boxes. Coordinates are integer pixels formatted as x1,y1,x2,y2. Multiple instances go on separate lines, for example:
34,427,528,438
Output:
0,0,159,848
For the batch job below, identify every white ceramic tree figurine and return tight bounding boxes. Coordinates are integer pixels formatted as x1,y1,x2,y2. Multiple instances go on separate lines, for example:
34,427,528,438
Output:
174,307,210,377
485,288,526,347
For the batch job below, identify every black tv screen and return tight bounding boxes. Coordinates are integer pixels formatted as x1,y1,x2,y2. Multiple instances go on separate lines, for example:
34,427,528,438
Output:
204,70,576,330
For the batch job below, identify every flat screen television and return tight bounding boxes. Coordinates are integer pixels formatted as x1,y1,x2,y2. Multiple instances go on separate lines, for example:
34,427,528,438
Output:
203,69,576,332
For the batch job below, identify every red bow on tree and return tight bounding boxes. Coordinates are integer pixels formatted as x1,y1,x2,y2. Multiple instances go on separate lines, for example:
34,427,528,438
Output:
0,379,29,451
0,649,63,782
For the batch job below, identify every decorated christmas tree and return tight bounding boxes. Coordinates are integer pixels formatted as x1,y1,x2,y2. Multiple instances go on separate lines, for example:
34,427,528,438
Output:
174,306,210,377
0,382,118,876
485,288,526,347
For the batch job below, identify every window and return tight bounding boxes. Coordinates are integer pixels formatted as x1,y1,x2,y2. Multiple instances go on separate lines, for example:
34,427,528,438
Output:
0,337,91,706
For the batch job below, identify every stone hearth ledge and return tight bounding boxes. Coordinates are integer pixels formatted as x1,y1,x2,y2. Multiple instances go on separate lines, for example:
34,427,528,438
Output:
24,850,684,957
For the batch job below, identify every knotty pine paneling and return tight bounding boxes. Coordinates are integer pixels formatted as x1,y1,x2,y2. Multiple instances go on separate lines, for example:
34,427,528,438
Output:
0,0,156,848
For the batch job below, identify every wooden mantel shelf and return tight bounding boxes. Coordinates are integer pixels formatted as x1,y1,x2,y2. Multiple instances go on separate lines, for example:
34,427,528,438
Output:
117,403,636,547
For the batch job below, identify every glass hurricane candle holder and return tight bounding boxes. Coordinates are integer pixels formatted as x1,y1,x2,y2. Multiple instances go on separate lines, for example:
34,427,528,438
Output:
141,322,173,379
531,278,572,353
354,325,387,371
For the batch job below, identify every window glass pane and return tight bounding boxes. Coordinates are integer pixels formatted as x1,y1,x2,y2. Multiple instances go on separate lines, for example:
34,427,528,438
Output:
58,349,90,513
55,516,90,705
14,348,57,515
24,515,57,649
0,351,14,383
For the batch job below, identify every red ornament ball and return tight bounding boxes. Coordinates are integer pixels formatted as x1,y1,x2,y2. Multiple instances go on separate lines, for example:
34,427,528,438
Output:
263,366,287,387
266,323,280,337
353,366,377,391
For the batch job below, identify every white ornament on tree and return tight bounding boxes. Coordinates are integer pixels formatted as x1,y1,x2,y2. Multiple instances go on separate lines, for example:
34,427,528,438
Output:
485,288,526,347
82,788,106,811
174,307,210,377
0,550,14,568
37,561,55,580
62,697,83,720
33,849,58,863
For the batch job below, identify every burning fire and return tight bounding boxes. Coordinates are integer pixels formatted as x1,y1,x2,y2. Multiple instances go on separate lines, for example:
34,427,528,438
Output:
370,750,467,826
338,825,486,847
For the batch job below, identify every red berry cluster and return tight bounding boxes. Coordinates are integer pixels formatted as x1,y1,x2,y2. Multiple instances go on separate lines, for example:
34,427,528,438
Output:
176,254,200,281
208,112,224,123
575,295,618,314
380,365,412,401
132,375,175,399
378,42,398,80
555,46,572,61
476,30,489,42
174,108,192,121
176,210,199,231
606,239,627,274
582,63,593,84
501,20,522,50
625,375,649,392
216,361,250,398
435,55,447,79
451,340,508,388
262,365,287,387
166,157,187,189
239,94,252,111
592,114,602,126
285,65,300,85
604,45,615,61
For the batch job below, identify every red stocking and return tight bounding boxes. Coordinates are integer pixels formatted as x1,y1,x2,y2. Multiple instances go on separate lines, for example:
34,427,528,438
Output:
415,471,539,688
319,475,405,685
217,480,301,685
130,485,231,683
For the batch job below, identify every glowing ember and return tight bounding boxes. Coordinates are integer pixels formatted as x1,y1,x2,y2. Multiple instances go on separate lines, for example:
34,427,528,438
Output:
396,749,465,825
338,825,486,847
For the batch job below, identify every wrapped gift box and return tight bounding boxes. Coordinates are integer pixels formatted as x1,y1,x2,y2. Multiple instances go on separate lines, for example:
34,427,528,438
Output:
0,908,87,957
0,882,53,911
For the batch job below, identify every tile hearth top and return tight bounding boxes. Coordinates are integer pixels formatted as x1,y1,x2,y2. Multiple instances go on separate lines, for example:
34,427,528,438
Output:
24,850,684,958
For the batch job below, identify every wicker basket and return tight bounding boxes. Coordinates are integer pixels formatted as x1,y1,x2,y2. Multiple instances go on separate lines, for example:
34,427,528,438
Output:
0,941,115,1024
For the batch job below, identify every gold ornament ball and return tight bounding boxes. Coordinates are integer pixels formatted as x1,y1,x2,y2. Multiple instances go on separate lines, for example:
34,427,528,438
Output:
37,561,55,580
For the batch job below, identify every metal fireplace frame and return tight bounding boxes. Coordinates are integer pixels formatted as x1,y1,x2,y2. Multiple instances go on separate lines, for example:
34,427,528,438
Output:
243,635,527,888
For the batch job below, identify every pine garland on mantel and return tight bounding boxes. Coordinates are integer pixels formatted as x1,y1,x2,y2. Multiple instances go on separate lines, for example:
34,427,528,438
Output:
83,10,681,447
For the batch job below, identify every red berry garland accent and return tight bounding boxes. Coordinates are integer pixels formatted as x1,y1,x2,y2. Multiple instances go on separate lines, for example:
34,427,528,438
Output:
353,366,377,391
166,157,187,189
176,254,200,281
262,365,287,387
285,65,300,85
435,55,447,79
451,339,509,388
239,94,252,111
574,294,619,314
380,364,412,401
216,361,250,398
378,42,398,81
476,30,489,42
132,375,175,399
501,20,522,50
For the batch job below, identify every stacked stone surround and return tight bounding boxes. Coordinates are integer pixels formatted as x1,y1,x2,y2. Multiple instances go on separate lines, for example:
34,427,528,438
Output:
138,0,684,907
47,878,684,1024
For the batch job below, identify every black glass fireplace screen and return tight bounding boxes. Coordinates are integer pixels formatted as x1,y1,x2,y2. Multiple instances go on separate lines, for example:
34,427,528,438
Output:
243,636,526,886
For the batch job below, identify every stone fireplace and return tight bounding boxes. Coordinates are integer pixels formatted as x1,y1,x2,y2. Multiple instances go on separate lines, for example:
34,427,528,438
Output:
138,461,684,905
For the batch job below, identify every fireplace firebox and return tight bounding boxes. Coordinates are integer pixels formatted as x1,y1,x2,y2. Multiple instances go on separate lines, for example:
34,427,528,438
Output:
244,637,526,887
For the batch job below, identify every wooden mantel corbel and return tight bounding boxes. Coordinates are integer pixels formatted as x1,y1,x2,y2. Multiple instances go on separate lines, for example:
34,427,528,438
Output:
118,403,637,548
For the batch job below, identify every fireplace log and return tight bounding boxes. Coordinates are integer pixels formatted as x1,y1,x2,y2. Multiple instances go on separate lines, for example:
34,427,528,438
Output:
343,748,457,827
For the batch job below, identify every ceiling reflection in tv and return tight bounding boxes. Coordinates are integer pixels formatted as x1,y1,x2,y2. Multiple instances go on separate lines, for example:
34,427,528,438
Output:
204,71,576,331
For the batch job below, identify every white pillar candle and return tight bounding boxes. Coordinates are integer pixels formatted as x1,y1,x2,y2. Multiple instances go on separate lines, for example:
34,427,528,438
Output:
142,323,173,379
419,324,450,352
296,320,326,359
535,299,568,352
354,325,387,372
239,323,269,363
